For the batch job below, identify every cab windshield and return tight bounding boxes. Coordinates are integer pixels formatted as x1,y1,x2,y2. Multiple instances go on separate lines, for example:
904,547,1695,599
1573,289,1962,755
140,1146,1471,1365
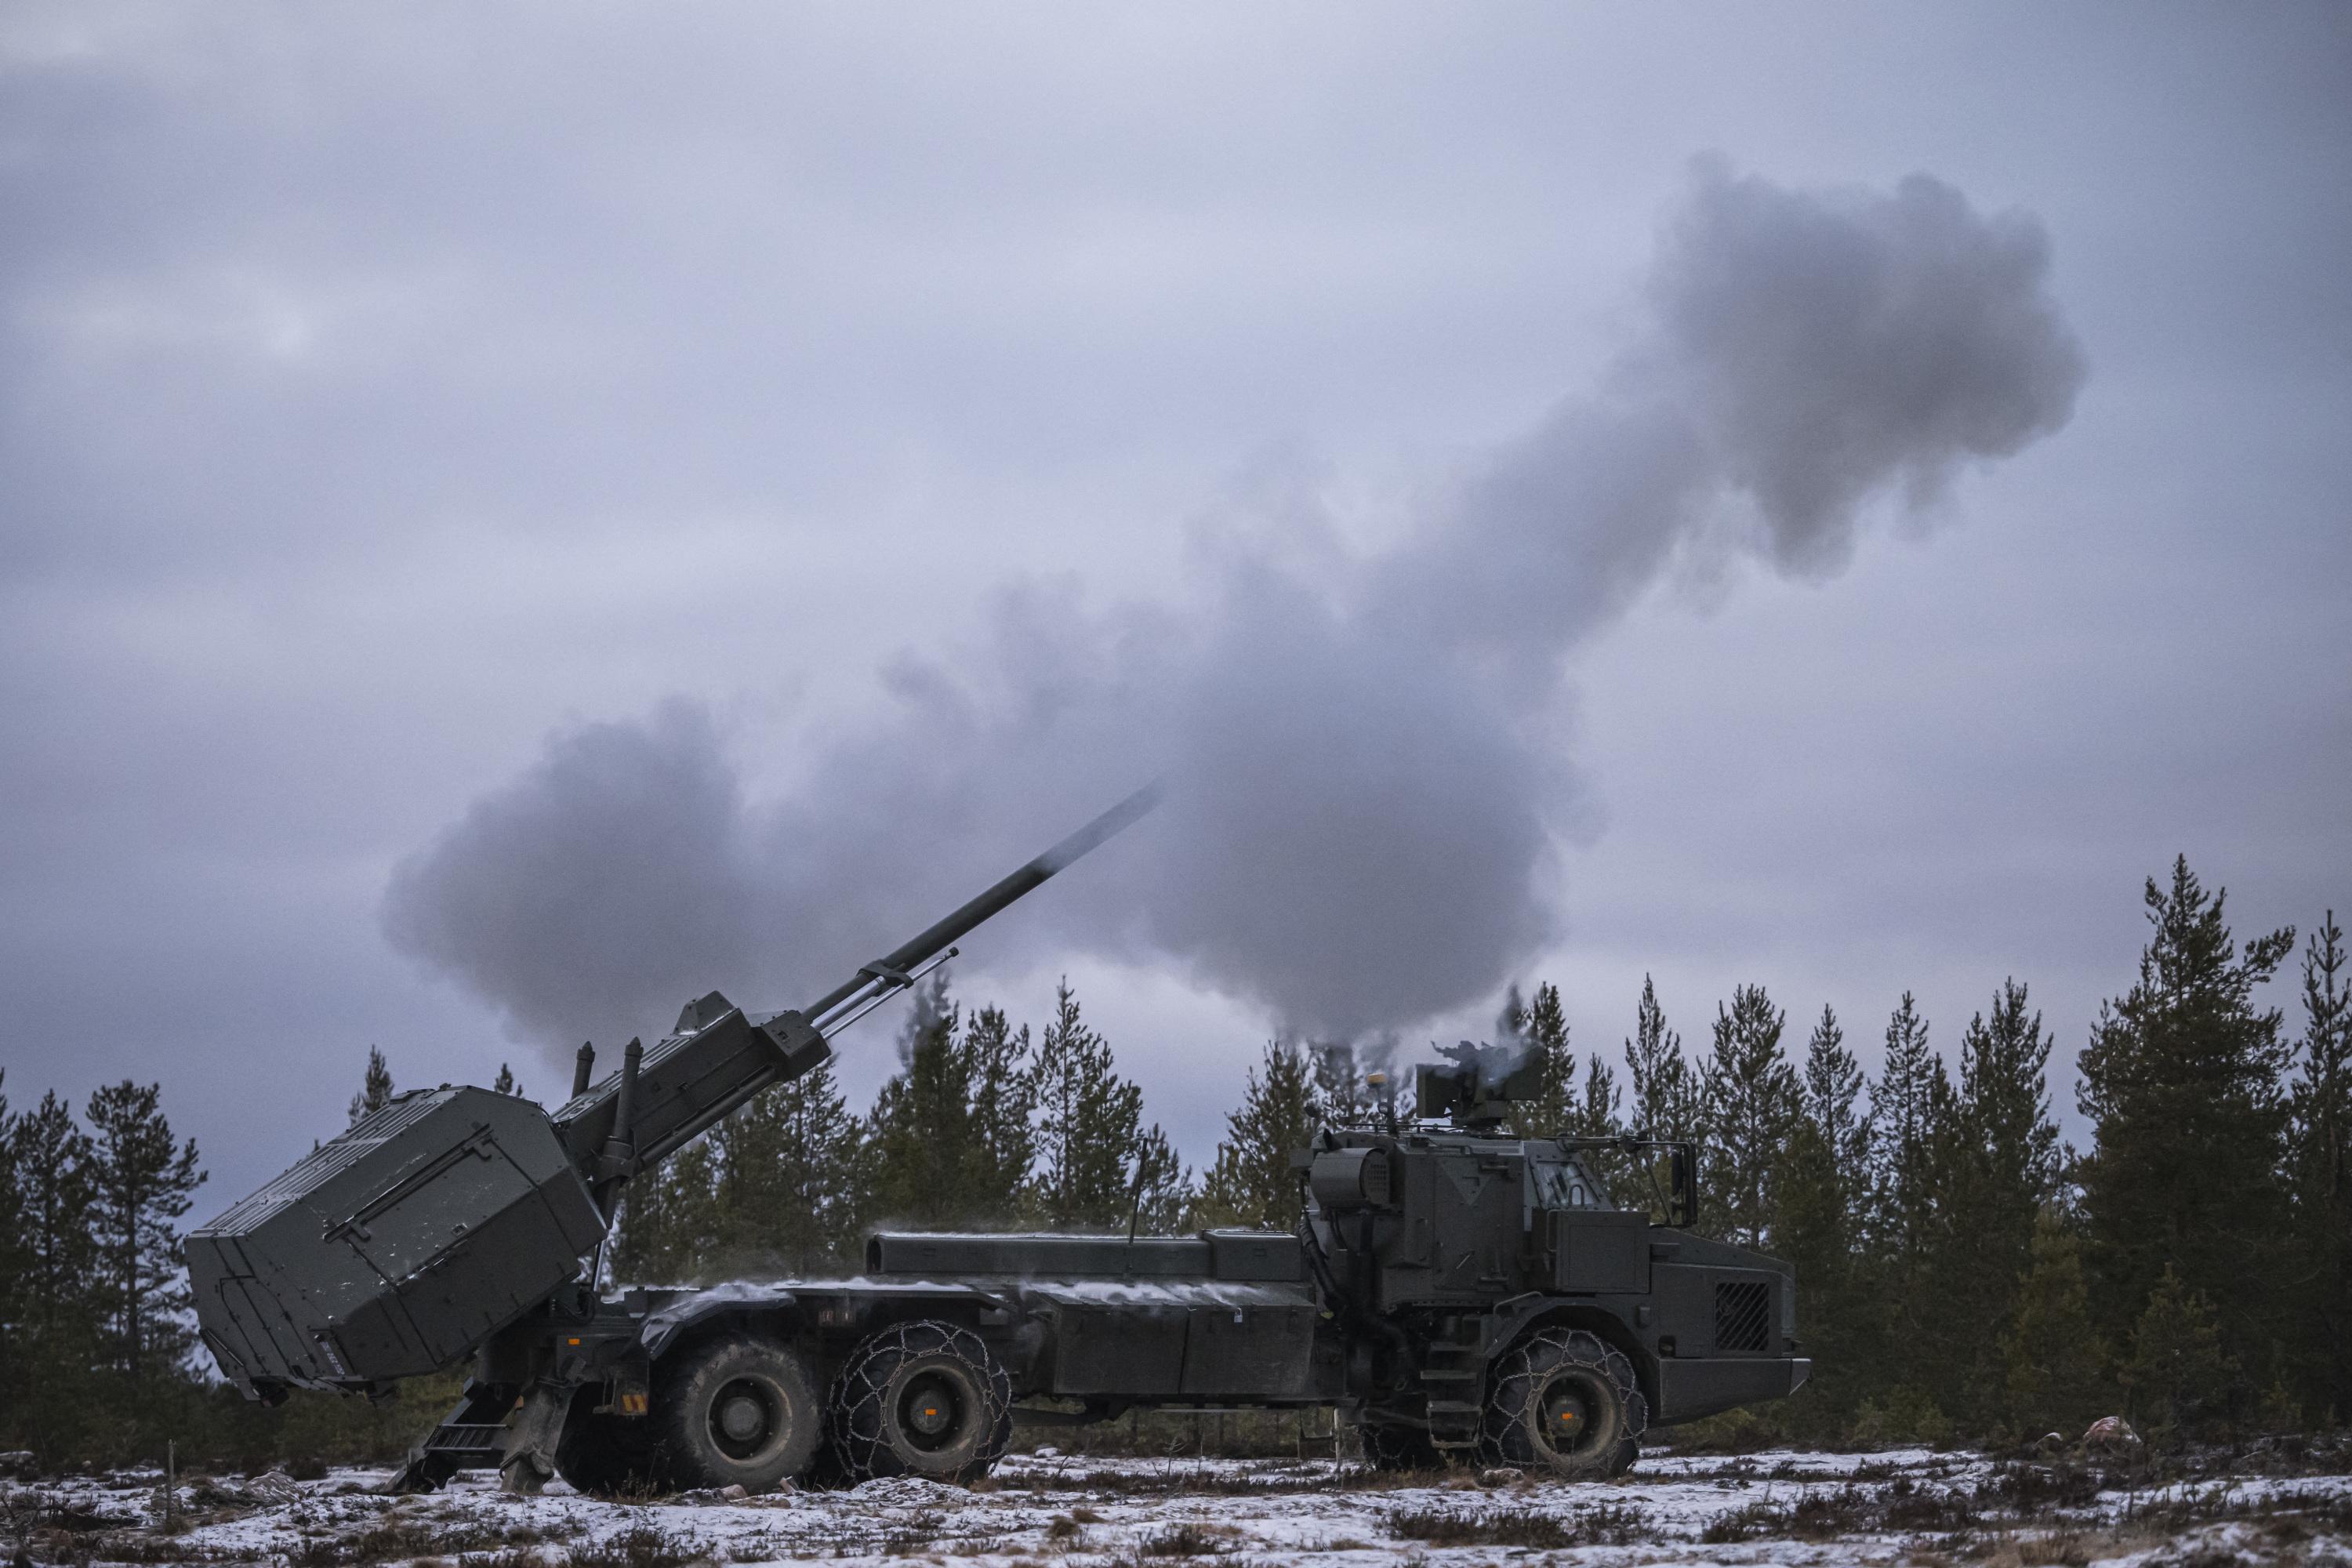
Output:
1526,1155,1606,1215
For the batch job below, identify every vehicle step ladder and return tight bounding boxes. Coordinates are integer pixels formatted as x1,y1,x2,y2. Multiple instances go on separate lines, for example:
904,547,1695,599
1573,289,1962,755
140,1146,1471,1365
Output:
390,1381,517,1493
1417,1317,1490,1455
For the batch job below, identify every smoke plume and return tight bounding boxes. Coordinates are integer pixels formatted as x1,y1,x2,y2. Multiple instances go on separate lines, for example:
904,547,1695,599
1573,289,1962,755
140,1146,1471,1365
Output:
384,162,2084,1052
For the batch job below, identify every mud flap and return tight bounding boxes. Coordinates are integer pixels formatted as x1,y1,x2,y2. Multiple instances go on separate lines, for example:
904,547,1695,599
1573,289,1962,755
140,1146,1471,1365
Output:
499,1380,575,1494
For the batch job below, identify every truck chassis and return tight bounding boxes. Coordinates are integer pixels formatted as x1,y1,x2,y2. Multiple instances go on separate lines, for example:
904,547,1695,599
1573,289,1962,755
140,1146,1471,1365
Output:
411,1123,1808,1493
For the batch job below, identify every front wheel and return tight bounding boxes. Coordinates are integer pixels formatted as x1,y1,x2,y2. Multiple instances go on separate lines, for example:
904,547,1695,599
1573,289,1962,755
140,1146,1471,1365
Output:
1483,1329,1646,1480
654,1334,824,1492
829,1319,1011,1483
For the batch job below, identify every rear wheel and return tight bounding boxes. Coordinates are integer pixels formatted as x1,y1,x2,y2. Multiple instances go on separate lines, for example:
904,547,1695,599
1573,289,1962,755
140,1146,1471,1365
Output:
654,1334,823,1492
829,1319,1011,1483
1483,1328,1646,1481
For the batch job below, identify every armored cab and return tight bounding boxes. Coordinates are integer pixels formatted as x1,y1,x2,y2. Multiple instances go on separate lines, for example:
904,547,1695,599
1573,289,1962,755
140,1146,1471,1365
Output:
1278,1044,1808,1470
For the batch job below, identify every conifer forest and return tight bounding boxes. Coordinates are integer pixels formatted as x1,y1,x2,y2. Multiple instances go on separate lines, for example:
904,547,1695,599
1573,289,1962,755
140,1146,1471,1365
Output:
0,857,2343,1474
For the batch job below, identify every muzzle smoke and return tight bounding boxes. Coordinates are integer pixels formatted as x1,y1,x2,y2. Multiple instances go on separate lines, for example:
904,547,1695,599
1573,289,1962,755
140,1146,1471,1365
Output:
383,162,2084,1052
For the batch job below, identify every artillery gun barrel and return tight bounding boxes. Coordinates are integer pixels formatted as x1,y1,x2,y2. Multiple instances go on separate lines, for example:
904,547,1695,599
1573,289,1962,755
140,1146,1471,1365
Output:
802,782,1161,1029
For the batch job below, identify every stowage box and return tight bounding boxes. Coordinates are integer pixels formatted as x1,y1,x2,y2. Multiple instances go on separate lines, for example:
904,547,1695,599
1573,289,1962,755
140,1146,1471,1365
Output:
188,1087,605,1395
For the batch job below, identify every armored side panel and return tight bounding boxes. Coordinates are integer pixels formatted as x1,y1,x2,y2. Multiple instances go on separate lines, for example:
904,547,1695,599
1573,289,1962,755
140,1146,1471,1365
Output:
1175,1297,1319,1397
1202,1229,1307,1283
1040,1291,1189,1394
1549,1210,1650,1294
188,1088,604,1395
1403,1140,1524,1301
866,1229,1307,1284
866,1232,1213,1279
1022,1281,1322,1400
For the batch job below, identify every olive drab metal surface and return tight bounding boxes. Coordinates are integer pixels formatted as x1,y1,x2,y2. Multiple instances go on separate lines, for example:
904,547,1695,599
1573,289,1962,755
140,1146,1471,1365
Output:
188,1087,605,1394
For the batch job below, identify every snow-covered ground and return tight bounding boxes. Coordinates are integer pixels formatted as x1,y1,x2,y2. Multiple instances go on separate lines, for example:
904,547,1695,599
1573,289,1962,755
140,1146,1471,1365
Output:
7,1446,2349,1566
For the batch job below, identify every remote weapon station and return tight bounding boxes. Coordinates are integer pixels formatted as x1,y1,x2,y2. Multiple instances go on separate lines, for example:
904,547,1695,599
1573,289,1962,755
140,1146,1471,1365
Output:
191,788,1807,1494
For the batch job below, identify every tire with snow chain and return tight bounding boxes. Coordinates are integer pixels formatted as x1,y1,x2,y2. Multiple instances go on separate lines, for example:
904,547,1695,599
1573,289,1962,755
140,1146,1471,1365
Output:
1483,1328,1646,1481
1359,1421,1444,1472
829,1319,1011,1484
653,1333,824,1492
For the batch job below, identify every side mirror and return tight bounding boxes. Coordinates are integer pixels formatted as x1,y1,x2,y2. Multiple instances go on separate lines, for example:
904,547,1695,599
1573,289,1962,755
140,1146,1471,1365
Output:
1667,1143,1697,1229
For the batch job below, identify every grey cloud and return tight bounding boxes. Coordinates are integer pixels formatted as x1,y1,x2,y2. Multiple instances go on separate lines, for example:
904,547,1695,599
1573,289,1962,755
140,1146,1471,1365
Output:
385,164,2084,1052
1388,162,2089,677
383,700,765,1047
1651,163,2086,573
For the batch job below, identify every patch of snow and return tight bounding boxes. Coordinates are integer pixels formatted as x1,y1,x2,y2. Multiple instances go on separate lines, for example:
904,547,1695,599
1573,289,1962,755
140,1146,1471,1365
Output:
22,1447,2352,1568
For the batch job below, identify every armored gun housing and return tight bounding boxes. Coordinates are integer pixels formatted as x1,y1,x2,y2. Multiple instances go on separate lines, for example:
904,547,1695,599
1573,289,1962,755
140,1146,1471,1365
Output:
191,786,1807,1495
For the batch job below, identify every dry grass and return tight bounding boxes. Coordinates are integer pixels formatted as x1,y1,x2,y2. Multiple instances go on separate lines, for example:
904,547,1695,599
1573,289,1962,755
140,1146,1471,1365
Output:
1700,1477,1987,1544
555,1525,710,1568
1136,1520,1230,1555
1386,1501,1646,1548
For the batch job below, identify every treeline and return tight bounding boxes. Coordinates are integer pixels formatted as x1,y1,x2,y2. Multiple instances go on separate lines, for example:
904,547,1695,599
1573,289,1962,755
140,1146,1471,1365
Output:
0,1062,466,1471
0,855,2341,1471
0,1077,207,1463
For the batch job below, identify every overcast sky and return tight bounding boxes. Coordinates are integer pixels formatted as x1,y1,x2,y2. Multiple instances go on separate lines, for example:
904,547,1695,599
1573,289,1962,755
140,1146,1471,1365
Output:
3,4,2347,1212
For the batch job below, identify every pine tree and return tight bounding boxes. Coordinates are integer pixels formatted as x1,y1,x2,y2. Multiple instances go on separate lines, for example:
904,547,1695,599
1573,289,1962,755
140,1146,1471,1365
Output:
1774,1006,1873,1433
13,1092,96,1342
1504,983,1578,1140
1697,984,1798,1247
349,1046,394,1124
0,1073,21,1417
1028,979,1183,1229
1929,981,2061,1431
713,1055,866,1274
1567,1053,1624,1141
2123,1265,2235,1446
2002,1211,2109,1439
1862,993,1949,1410
9,1092,99,1461
1129,1123,1191,1234
1802,1007,1872,1176
1958,982,2060,1220
492,1062,524,1098
1198,1043,1322,1230
1624,976,1700,1141
612,1134,720,1283
2287,910,2351,1425
1866,993,1946,1261
83,1082,205,1385
2078,859,2294,1399
964,1004,1040,1218
866,972,987,1227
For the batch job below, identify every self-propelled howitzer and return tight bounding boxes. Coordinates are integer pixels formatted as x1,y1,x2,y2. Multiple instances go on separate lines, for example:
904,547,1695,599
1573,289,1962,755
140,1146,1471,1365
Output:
187,786,1160,1410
